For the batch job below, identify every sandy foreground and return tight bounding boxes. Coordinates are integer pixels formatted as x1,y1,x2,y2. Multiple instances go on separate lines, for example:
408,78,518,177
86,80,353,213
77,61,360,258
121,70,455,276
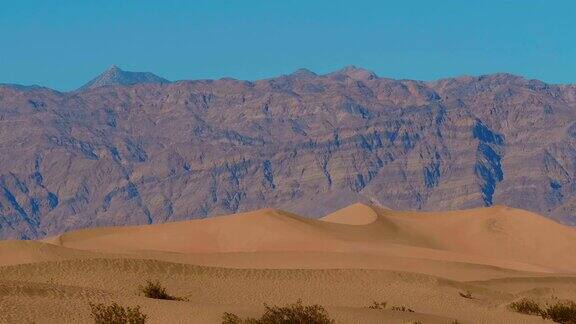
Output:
1,203,575,323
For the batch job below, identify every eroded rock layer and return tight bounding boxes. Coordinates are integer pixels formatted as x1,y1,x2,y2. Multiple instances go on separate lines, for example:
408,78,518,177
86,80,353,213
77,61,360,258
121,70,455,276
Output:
1,67,576,238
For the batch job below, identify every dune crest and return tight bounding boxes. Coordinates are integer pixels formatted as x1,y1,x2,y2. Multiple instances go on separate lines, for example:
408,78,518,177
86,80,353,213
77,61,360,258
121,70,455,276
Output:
28,203,575,276
2,203,576,323
320,203,380,225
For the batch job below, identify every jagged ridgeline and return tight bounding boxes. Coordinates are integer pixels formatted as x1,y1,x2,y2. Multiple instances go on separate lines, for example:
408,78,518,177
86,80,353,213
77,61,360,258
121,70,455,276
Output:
1,67,576,239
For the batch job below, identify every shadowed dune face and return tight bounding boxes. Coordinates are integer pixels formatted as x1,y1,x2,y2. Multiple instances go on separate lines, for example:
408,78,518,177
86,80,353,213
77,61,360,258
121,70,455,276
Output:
1,204,576,323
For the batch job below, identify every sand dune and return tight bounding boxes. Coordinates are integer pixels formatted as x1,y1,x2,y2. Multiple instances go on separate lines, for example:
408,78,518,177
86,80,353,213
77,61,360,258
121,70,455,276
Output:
0,240,101,266
320,202,380,225
1,203,575,323
44,203,576,274
0,258,556,324
373,205,576,273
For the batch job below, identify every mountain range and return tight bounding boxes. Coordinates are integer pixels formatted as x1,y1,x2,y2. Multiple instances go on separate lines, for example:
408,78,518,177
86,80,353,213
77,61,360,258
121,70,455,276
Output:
1,66,576,239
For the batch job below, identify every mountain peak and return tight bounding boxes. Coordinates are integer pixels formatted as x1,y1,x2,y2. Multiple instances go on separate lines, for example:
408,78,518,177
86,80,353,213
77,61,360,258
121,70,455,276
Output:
290,68,317,78
329,65,378,81
78,66,169,91
105,65,121,72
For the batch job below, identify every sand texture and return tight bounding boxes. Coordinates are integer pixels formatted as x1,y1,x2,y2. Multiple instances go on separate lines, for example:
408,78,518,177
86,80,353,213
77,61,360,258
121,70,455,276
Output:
1,204,575,323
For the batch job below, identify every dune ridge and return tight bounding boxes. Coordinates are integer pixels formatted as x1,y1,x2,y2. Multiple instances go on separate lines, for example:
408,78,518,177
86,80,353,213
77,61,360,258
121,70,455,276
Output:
40,203,576,274
2,203,576,323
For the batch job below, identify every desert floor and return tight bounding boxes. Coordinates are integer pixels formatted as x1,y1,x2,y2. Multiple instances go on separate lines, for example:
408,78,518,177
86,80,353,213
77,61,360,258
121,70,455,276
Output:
1,203,575,323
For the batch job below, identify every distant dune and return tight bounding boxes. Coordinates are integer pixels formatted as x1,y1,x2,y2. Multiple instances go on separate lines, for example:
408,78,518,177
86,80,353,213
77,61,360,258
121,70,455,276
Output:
1,204,575,323
43,203,576,274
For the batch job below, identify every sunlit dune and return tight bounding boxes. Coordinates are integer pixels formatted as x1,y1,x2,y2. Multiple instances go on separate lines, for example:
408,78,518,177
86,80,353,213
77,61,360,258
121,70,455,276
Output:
42,203,576,274
1,203,575,323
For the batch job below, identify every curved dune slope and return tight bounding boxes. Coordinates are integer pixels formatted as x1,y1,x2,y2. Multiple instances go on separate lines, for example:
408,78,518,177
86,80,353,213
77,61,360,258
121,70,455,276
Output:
39,203,576,274
320,203,380,225
0,240,100,266
2,203,576,323
373,205,576,273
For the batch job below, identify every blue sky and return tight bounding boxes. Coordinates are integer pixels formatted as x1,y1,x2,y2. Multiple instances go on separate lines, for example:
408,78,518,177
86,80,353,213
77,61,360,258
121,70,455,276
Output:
1,0,575,90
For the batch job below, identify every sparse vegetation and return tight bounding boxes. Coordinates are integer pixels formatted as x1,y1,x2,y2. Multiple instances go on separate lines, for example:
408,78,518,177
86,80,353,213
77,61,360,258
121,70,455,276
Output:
508,297,576,323
540,300,576,323
222,312,243,324
138,280,185,301
391,305,415,312
221,300,335,324
459,290,473,299
367,301,387,310
508,298,542,315
89,302,147,324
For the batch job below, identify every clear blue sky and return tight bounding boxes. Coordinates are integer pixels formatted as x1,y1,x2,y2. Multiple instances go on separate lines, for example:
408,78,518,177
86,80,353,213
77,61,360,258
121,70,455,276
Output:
1,0,575,91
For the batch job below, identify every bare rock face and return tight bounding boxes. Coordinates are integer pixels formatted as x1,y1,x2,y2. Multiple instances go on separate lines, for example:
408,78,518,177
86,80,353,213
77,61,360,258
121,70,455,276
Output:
1,67,576,239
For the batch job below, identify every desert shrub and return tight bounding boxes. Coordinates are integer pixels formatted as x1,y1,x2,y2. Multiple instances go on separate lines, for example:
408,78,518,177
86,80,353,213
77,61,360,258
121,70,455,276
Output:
259,300,334,324
367,301,387,310
391,305,415,312
541,300,576,323
221,300,334,324
508,298,542,315
459,290,473,299
89,302,147,324
138,280,185,301
508,298,576,323
222,312,243,324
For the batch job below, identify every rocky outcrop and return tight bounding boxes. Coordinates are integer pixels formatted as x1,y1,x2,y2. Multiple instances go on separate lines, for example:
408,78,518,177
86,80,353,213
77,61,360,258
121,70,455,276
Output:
1,68,576,239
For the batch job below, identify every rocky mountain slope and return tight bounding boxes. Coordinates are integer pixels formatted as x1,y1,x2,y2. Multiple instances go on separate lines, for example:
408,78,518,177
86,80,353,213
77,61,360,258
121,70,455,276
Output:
78,65,169,90
1,66,576,239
